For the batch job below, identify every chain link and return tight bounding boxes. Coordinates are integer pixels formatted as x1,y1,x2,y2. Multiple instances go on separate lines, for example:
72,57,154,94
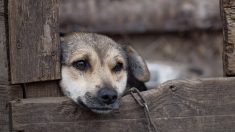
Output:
129,88,158,132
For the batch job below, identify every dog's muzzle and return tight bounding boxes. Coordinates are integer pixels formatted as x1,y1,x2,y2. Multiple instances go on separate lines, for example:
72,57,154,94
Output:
78,89,119,114
97,88,118,105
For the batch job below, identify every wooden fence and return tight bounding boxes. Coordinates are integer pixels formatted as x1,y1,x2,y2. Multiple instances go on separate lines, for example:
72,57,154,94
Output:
0,0,234,132
59,0,221,33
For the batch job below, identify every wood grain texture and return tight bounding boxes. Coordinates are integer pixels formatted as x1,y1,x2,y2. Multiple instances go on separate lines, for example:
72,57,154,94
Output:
9,115,235,132
10,77,235,132
24,81,62,98
0,85,23,132
0,0,9,85
0,125,9,132
8,0,60,84
60,0,221,33
221,0,235,76
0,0,4,13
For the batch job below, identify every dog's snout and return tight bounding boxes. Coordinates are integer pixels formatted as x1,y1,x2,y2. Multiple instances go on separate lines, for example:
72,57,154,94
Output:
98,88,118,105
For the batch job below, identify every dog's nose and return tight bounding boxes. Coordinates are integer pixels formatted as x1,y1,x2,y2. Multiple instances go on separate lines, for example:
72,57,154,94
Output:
98,88,118,105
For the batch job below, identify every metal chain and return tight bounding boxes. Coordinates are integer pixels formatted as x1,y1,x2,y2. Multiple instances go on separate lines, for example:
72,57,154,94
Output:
129,88,158,132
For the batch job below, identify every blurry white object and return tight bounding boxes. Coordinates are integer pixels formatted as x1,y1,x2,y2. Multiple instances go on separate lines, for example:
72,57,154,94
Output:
145,62,180,89
145,61,203,89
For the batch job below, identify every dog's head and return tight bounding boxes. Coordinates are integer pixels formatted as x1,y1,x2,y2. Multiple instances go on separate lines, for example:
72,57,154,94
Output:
60,33,149,114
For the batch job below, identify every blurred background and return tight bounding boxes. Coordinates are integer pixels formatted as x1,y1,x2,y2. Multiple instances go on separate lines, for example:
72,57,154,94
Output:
59,0,222,89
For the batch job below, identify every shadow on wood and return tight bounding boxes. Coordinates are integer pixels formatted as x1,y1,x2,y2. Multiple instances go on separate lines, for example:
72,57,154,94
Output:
10,78,235,132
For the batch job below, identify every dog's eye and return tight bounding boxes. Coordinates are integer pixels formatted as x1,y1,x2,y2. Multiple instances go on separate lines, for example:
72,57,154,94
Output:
73,60,90,71
112,62,123,72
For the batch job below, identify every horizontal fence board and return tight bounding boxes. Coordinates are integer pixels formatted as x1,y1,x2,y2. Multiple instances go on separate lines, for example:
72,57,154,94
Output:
10,115,235,132
221,0,235,76
10,77,235,131
24,81,62,98
8,0,60,84
60,0,221,33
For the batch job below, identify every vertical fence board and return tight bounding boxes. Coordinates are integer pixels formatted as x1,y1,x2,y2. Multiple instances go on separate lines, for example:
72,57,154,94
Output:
221,0,235,76
8,0,60,84
0,0,4,13
0,0,9,85
0,85,23,132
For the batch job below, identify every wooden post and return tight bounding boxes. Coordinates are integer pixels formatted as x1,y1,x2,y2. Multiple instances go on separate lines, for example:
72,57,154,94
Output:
1,0,61,131
221,0,235,76
0,0,9,85
0,1,24,131
8,0,60,84
0,0,11,131
0,85,23,132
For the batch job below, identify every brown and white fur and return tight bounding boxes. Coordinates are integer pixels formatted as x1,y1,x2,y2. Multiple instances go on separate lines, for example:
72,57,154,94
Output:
60,33,149,114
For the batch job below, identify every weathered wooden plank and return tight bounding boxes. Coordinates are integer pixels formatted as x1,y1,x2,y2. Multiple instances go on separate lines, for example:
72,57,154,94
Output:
60,0,221,33
0,4,9,85
0,85,10,128
0,125,9,132
0,85,23,132
0,0,4,14
24,81,62,98
221,0,235,76
8,0,60,84
10,77,235,131
9,115,235,132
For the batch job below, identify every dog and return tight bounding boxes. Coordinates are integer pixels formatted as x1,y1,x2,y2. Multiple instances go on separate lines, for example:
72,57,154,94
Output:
60,32,150,114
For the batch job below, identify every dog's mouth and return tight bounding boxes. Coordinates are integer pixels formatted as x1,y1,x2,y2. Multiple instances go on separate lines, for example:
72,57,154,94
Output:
77,98,119,114
89,107,114,114
83,104,119,114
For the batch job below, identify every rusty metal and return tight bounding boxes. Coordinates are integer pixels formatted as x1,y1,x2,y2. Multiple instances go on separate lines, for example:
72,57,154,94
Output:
129,88,158,132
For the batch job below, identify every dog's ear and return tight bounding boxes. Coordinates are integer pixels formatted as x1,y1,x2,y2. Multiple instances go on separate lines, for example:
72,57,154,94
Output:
123,45,150,82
